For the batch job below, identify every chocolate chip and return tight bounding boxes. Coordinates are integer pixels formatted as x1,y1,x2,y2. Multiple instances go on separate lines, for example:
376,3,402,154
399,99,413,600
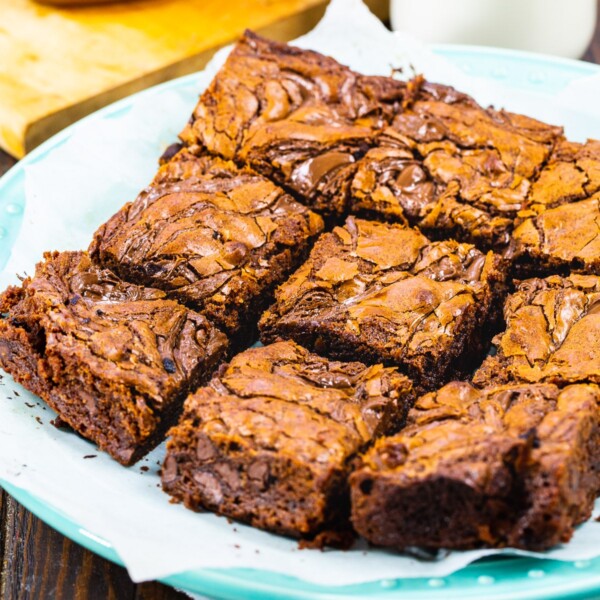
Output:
159,142,183,164
382,443,408,468
162,358,176,373
193,471,224,504
96,309,104,317
248,460,270,490
214,462,240,489
161,455,178,483
197,435,217,461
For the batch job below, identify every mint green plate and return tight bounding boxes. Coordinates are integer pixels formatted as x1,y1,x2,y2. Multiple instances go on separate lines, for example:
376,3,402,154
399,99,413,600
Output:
1,46,600,600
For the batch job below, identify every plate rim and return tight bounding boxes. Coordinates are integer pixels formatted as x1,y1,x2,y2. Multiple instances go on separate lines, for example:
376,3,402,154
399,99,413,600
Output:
2,44,600,600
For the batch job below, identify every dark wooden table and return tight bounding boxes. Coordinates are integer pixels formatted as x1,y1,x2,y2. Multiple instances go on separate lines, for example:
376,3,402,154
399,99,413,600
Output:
2,7,600,597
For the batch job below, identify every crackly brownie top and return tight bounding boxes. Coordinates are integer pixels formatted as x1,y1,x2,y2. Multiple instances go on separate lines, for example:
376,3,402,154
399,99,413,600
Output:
180,341,413,466
524,139,600,213
5,251,227,404
361,79,563,245
91,150,323,300
179,32,407,214
512,194,600,270
262,217,499,356
180,30,407,160
511,140,600,270
357,381,599,485
474,274,600,386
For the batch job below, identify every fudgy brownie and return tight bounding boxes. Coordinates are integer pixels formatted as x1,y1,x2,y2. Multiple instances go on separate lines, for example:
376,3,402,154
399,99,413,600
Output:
179,31,407,217
352,79,563,248
90,149,323,344
0,251,228,465
259,217,506,391
512,140,600,275
474,274,600,387
350,381,600,551
162,341,414,545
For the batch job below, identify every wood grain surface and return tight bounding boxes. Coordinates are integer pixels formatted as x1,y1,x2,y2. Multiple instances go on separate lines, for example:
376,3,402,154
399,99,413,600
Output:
1,4,600,598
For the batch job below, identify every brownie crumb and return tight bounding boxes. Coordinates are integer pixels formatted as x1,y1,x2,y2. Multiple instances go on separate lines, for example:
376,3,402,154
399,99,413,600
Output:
51,416,70,429
140,466,149,472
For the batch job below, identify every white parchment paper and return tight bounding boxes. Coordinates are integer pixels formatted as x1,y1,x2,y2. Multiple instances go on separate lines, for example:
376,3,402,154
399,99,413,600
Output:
1,0,600,586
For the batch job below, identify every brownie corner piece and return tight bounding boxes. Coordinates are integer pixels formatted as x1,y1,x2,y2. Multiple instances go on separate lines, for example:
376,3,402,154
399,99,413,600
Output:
0,251,228,465
259,217,507,391
179,31,407,218
350,381,600,551
161,340,414,544
473,273,600,387
512,139,600,276
90,149,323,343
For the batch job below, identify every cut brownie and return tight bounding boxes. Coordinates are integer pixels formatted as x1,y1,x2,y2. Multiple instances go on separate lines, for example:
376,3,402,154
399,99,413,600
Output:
350,381,600,551
474,274,600,387
179,31,407,217
512,140,600,275
259,217,506,391
162,341,414,545
0,251,228,465
352,79,563,248
90,149,323,345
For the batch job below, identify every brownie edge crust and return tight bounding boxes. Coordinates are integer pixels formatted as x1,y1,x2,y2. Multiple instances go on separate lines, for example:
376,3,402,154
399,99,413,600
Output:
162,341,414,546
0,251,228,465
350,382,600,551
259,217,507,391
90,149,323,345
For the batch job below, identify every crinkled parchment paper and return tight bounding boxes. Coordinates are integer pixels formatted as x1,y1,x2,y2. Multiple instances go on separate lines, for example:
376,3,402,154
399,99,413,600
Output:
1,0,599,586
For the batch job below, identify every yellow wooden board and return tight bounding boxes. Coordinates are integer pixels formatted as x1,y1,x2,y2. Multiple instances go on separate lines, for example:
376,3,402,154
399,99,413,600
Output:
0,0,388,158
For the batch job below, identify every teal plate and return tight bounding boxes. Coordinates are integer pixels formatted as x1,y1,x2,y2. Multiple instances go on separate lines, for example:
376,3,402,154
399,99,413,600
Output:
1,46,600,600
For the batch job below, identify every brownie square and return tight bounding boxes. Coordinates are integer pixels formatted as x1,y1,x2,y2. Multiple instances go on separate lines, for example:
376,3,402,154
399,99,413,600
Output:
162,340,414,545
179,31,406,217
259,217,506,391
512,140,600,275
0,251,228,465
474,274,600,387
352,79,563,248
90,149,323,344
350,381,600,551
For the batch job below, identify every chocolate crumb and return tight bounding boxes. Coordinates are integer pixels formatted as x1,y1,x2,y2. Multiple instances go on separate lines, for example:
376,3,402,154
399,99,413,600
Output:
162,358,176,373
140,466,149,472
25,402,35,408
14,391,19,397
83,454,97,459
35,416,43,425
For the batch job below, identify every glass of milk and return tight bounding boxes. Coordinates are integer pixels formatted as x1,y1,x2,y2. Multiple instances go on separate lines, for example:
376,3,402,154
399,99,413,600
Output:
390,0,597,59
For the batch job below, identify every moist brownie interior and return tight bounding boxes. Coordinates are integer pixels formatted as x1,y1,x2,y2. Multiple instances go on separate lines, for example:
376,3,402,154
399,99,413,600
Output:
351,381,600,551
162,341,413,546
0,251,228,465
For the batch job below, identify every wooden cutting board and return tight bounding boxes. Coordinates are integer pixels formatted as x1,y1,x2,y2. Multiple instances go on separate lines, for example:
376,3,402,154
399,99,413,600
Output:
0,0,388,158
